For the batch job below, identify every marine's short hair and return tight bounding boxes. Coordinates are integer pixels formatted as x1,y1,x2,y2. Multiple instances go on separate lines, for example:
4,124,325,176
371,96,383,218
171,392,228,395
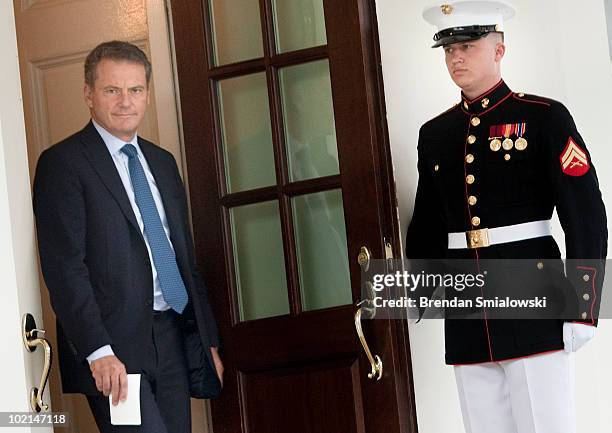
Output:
488,31,505,43
84,41,152,88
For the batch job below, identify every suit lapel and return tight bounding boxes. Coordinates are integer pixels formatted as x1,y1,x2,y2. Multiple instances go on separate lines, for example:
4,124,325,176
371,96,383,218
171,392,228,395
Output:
79,122,141,233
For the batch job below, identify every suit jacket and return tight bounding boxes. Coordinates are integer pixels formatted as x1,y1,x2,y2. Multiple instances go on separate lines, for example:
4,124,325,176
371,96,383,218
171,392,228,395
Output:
405,80,607,364
33,121,220,395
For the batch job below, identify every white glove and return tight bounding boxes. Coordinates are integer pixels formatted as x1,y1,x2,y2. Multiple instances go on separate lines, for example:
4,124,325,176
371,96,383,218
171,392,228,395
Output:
563,322,595,352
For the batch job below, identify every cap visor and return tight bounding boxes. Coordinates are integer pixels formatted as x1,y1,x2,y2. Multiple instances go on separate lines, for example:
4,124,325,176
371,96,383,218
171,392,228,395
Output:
432,34,486,48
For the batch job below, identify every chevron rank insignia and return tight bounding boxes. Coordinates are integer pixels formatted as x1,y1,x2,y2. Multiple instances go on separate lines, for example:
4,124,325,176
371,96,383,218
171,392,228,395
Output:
560,137,590,176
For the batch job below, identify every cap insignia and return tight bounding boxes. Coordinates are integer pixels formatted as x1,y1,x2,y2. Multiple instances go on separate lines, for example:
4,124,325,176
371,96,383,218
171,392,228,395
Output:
441,4,454,15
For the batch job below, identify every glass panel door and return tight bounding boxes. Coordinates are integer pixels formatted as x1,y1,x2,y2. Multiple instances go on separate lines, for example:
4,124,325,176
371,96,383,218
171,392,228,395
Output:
171,0,412,431
208,0,351,322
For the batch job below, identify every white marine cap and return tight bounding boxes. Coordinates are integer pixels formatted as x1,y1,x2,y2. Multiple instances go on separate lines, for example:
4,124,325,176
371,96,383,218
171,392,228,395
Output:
423,1,516,48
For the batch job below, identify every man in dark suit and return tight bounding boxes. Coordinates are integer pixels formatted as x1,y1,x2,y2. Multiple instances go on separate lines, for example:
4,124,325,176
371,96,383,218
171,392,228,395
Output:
33,40,223,433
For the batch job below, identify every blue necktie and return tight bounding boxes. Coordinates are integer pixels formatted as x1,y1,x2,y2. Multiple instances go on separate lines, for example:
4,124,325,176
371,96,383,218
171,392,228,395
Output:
121,144,188,313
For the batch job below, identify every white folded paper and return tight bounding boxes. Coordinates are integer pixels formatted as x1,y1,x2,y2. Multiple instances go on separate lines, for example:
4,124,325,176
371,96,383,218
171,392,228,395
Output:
109,373,141,425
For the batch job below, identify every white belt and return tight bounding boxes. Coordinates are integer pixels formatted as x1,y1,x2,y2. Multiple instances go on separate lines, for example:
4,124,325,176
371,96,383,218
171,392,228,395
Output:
448,219,552,249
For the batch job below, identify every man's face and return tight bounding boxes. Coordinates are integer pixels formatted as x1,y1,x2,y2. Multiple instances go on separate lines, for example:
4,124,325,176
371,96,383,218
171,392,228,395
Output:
443,36,503,95
85,59,149,141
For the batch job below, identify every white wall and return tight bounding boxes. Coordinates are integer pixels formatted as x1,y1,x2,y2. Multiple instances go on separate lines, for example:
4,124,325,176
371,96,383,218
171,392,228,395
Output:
605,0,612,61
375,0,612,432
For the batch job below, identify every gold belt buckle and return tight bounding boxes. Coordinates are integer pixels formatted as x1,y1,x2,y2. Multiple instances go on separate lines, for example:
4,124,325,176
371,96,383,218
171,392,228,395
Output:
466,228,490,249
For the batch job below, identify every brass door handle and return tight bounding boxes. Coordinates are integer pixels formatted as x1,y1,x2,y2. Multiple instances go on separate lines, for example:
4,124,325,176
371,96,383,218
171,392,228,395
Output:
22,314,52,412
357,246,372,271
354,307,383,380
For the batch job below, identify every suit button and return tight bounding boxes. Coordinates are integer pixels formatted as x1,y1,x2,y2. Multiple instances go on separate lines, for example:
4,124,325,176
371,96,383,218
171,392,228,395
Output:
537,262,544,270
145,299,152,307
583,274,590,282
583,293,590,301
471,117,481,126
471,216,481,227
465,154,474,163
468,195,477,206
467,135,476,144
466,174,475,184
581,312,588,320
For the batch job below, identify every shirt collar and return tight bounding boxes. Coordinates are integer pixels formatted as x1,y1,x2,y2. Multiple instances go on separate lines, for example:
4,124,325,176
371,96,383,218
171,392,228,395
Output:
460,79,513,115
91,119,139,157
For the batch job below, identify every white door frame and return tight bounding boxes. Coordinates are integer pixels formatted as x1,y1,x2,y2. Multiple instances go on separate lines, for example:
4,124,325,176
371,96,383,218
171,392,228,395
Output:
0,1,52,432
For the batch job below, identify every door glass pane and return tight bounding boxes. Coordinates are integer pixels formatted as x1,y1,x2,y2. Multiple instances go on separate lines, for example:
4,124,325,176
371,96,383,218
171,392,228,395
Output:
292,190,351,311
210,0,264,65
230,201,289,321
272,0,327,53
279,60,339,182
218,73,277,193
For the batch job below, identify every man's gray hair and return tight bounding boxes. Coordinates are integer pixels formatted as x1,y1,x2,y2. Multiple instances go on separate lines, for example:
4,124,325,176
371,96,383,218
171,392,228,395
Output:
84,41,152,88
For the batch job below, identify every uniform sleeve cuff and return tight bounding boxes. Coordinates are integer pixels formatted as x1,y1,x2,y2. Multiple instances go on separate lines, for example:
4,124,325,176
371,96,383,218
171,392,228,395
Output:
570,320,596,327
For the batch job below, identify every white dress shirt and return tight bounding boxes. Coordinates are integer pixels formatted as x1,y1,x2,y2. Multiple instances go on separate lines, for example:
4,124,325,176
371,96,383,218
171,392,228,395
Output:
87,120,174,363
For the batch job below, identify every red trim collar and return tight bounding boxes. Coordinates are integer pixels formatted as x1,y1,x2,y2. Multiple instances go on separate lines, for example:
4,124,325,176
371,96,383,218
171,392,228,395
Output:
460,79,512,115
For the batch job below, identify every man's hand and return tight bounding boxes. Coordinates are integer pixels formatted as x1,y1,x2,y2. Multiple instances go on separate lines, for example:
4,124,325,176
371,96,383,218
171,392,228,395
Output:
563,322,595,352
211,347,224,386
90,355,128,405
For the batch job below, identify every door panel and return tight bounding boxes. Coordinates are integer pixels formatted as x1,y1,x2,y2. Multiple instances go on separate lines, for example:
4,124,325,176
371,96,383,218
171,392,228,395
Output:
209,0,264,66
241,359,363,433
292,189,352,311
218,72,276,193
170,0,417,431
279,59,339,182
272,0,327,53
230,200,290,321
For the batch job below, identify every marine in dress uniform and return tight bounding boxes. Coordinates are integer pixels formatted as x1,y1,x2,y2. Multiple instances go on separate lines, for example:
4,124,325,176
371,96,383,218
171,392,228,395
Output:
405,2,607,432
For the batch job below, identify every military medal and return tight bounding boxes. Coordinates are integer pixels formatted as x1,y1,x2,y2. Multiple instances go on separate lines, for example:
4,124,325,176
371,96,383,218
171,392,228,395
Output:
515,137,528,151
502,138,514,150
515,123,528,150
490,124,512,151
489,123,528,152
501,123,515,150
489,138,502,152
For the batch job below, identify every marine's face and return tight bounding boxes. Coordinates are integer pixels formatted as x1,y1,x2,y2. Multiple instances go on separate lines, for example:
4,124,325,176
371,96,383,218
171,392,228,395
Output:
85,59,149,142
443,35,503,96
